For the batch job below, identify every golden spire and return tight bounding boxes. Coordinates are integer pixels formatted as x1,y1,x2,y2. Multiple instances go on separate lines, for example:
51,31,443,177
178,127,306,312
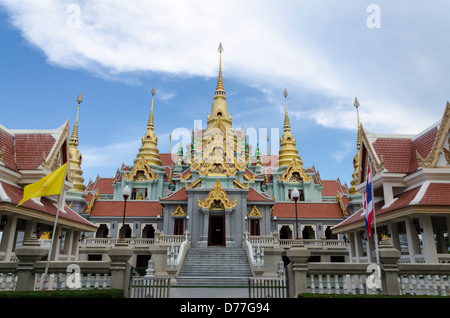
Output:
215,42,225,95
68,92,86,192
283,88,290,131
206,42,232,132
349,97,361,194
278,89,303,167
133,86,162,166
148,86,156,130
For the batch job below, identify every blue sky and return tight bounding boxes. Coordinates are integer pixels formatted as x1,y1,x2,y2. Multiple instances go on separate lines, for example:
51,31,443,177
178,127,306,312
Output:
1,1,450,186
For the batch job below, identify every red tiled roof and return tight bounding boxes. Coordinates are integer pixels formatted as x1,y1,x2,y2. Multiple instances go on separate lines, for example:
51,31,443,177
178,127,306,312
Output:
0,181,96,229
419,183,450,205
160,187,187,201
0,128,57,171
333,186,422,230
372,138,412,173
89,200,162,217
0,128,16,171
160,153,175,166
247,188,273,202
322,180,344,196
273,202,344,219
94,178,114,194
369,126,437,175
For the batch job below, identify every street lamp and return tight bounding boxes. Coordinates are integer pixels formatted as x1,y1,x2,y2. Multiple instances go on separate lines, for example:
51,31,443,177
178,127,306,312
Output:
292,188,300,240
121,185,131,239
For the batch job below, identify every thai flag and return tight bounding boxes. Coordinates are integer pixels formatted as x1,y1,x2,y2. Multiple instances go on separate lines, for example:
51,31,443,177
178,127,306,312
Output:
364,164,374,239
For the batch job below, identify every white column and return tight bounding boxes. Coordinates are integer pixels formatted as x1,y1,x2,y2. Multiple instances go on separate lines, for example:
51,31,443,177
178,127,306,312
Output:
388,221,401,251
420,215,438,263
0,215,17,261
405,218,420,263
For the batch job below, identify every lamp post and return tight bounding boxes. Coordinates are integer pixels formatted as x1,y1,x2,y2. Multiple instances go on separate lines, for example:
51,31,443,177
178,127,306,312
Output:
292,188,300,240
121,185,131,239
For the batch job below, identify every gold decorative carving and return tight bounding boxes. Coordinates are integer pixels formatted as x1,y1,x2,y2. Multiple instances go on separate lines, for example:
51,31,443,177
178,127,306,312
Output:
185,178,202,189
417,102,450,168
278,158,312,183
172,204,186,217
233,179,249,189
124,156,159,181
444,137,450,165
197,179,237,210
248,205,263,217
0,145,5,162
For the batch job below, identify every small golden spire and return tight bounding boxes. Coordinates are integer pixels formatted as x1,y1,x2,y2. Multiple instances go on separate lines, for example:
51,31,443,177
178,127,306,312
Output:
69,93,82,146
134,86,162,166
278,89,302,167
68,92,86,192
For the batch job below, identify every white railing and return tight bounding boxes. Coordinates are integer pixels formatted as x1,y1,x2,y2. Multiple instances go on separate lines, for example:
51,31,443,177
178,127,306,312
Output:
279,239,347,247
308,273,382,295
245,233,264,267
34,272,111,291
167,232,189,267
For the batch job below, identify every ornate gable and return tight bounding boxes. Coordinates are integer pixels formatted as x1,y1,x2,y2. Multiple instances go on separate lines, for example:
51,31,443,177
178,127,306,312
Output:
172,204,186,217
248,205,263,217
277,158,312,183
417,101,450,168
197,179,237,210
124,156,159,181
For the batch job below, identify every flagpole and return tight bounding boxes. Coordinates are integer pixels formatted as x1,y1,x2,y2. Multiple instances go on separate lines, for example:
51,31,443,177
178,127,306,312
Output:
368,158,380,264
43,163,69,285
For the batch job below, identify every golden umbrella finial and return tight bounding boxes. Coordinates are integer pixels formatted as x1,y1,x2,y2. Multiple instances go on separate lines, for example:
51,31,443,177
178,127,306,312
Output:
354,97,360,109
151,86,156,96
77,92,83,104
283,88,288,99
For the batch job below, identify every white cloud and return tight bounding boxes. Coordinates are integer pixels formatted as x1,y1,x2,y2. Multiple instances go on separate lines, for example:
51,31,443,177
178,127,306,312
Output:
1,0,449,136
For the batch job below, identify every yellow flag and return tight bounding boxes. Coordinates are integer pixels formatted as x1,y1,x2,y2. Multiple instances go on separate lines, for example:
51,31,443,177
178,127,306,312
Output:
17,163,68,206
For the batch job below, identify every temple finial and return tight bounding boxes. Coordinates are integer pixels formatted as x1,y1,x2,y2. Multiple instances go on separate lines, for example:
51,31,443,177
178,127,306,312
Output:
283,89,290,131
70,93,82,145
215,42,225,95
148,86,156,130
68,92,86,192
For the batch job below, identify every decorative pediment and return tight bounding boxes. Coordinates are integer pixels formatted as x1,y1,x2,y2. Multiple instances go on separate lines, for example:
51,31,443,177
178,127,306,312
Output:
124,156,159,181
277,158,312,183
248,205,263,217
197,179,237,210
172,204,186,217
416,102,450,168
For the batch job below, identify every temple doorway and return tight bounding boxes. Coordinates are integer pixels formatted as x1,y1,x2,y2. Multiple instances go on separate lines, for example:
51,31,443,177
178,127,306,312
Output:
208,215,225,246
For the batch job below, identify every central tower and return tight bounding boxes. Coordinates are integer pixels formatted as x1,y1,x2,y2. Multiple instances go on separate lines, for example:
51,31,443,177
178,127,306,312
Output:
205,42,232,132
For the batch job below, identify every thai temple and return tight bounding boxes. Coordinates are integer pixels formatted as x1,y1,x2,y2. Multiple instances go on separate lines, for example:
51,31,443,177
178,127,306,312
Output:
60,43,351,274
3,43,450,288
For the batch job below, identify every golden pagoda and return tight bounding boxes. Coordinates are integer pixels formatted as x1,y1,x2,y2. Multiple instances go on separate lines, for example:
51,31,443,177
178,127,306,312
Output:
133,86,162,166
68,93,86,192
277,89,303,167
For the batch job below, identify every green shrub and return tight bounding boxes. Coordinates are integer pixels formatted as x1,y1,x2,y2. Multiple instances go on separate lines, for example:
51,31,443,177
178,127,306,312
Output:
0,289,125,298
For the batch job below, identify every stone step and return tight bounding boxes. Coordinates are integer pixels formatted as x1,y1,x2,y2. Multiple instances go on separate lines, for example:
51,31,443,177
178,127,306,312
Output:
176,247,252,287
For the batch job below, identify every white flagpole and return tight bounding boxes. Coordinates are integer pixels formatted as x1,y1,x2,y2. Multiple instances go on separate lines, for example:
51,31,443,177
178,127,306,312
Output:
368,159,380,264
43,164,69,286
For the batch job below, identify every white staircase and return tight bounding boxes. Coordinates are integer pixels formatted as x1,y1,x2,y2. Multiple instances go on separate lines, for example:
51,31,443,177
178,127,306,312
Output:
176,247,253,286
